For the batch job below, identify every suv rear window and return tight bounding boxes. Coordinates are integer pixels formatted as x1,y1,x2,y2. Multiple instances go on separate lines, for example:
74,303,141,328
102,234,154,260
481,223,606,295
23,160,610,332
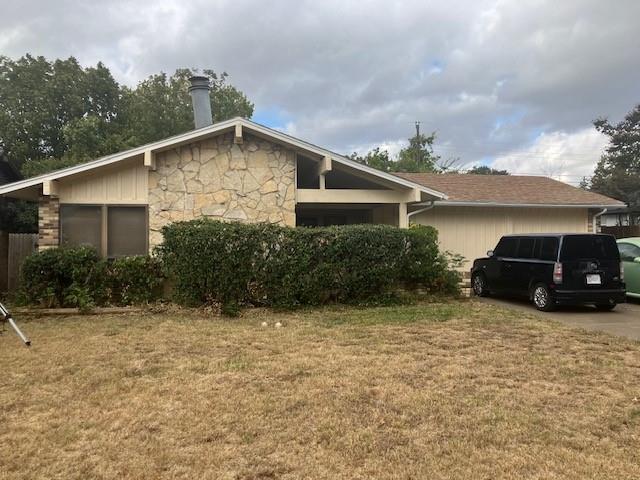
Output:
559,235,619,261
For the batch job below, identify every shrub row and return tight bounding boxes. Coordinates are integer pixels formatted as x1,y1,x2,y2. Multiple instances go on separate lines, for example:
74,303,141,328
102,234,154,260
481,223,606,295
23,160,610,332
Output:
158,220,460,314
19,247,162,309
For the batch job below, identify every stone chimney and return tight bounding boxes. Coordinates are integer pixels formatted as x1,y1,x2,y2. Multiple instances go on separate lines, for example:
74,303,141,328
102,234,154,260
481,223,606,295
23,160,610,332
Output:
188,76,213,129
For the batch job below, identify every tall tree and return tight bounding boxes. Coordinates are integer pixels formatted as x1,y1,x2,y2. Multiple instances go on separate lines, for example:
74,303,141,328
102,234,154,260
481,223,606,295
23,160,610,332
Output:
0,56,254,177
120,69,253,148
348,147,393,172
395,123,440,173
588,104,640,208
0,55,123,175
466,165,509,175
350,123,446,173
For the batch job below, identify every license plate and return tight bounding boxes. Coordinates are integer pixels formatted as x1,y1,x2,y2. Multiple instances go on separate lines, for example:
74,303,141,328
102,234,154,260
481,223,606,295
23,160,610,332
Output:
586,274,601,285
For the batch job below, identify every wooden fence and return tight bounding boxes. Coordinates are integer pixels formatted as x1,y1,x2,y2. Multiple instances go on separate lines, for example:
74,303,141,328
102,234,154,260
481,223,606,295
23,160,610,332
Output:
601,225,640,239
5,233,38,292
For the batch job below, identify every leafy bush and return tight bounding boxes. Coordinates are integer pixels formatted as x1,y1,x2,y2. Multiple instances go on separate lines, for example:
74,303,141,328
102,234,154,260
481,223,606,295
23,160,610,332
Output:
158,220,459,314
19,246,107,308
108,256,164,305
19,247,162,308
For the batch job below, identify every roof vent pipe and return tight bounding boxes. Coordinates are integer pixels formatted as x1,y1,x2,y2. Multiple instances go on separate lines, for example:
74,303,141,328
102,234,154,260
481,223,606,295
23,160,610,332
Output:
188,76,213,129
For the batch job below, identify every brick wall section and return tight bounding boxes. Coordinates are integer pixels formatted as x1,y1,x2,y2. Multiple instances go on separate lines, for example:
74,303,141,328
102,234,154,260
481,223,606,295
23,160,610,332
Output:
38,196,60,250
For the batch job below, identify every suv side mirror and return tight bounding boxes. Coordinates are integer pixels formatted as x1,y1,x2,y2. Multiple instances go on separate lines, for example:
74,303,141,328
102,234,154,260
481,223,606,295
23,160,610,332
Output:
487,250,494,257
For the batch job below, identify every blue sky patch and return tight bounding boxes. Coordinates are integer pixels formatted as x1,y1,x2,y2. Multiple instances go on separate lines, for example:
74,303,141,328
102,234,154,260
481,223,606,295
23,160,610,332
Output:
252,106,293,129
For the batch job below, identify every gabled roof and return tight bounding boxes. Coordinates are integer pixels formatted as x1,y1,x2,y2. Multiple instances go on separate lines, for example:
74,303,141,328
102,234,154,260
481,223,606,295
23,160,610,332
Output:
395,173,625,208
0,118,447,200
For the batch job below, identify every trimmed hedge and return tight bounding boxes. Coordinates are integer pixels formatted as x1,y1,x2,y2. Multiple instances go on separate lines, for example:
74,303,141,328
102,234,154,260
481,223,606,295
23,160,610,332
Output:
19,247,162,309
158,220,460,314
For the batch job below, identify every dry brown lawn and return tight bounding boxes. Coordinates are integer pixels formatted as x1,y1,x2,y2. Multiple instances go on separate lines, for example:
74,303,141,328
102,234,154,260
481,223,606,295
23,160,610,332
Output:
1,300,639,479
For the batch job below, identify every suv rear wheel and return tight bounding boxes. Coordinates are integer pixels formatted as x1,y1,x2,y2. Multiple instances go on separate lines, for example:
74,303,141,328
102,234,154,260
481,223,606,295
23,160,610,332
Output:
532,283,555,312
472,273,489,297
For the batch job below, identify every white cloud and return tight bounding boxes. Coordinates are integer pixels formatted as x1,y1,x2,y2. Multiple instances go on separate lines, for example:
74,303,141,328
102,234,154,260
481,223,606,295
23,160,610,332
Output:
490,128,608,184
0,0,638,174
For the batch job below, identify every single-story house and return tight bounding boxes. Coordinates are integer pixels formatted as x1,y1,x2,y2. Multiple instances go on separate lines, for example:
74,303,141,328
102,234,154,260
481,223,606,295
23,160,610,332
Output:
0,77,625,269
600,206,640,227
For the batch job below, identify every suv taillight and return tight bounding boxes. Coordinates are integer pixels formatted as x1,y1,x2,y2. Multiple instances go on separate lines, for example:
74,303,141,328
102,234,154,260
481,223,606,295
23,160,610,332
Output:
553,262,563,284
620,261,625,281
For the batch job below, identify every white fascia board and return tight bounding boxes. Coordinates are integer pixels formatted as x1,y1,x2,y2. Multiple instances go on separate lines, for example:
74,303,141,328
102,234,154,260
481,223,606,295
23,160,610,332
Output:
0,116,448,200
237,119,448,200
0,119,239,196
414,201,627,208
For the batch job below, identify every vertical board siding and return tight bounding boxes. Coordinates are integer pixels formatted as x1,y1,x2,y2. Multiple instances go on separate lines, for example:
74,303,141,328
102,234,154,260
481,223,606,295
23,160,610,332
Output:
0,231,8,292
414,206,589,269
7,233,37,292
58,160,148,204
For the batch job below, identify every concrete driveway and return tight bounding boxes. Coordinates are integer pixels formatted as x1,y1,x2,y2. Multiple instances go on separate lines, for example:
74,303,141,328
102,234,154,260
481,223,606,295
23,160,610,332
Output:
478,296,640,341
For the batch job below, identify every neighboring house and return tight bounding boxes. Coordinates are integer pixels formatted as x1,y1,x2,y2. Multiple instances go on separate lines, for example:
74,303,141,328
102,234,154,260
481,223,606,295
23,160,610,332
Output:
0,77,625,268
600,207,640,227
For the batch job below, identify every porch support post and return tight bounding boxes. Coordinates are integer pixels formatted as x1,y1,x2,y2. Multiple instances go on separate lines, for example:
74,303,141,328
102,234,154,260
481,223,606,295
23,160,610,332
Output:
398,202,408,228
38,195,60,250
318,155,332,190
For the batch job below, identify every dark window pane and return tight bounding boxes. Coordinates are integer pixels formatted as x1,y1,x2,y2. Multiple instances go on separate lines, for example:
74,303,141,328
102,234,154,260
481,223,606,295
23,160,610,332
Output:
560,235,619,261
494,237,517,257
540,237,560,261
618,243,640,261
107,207,147,257
60,205,102,251
517,238,535,258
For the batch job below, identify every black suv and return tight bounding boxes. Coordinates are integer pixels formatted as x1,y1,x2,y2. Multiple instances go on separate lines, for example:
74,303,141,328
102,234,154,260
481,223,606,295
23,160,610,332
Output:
471,234,626,311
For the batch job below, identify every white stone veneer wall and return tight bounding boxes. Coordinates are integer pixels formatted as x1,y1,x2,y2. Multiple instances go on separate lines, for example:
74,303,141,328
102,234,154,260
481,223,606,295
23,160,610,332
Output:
148,132,296,248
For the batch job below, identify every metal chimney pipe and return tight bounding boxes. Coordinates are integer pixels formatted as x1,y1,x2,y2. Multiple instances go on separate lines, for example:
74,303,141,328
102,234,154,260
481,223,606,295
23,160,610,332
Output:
188,75,213,129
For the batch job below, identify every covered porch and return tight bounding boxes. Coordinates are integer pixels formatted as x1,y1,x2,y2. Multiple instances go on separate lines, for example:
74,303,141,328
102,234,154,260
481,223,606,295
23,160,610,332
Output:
294,154,443,227
296,203,399,227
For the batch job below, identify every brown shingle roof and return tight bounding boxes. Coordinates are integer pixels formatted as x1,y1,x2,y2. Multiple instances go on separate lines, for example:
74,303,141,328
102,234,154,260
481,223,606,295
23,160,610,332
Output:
394,173,625,206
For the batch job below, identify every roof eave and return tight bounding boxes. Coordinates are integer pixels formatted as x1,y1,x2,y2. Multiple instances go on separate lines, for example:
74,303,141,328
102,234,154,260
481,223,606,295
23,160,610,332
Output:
415,201,627,208
0,117,448,200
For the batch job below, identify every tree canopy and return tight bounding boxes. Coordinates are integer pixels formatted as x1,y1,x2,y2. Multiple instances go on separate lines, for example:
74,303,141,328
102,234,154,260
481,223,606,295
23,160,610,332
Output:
395,129,440,173
0,55,254,177
347,147,394,172
587,104,640,209
466,165,509,175
350,125,443,173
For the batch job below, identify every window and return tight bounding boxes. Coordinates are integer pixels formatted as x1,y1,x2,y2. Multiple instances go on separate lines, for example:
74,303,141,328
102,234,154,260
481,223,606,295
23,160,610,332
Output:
494,237,518,258
517,237,535,259
108,207,147,257
560,235,619,261
60,205,147,257
539,237,560,261
60,205,102,251
618,243,640,262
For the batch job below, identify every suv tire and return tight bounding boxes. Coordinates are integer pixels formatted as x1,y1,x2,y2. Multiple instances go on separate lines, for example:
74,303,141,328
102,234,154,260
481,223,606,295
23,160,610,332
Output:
532,283,555,312
472,273,489,297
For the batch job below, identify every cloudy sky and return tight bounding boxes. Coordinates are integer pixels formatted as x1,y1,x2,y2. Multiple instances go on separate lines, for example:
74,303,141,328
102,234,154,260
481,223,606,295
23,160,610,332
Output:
2,0,639,184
